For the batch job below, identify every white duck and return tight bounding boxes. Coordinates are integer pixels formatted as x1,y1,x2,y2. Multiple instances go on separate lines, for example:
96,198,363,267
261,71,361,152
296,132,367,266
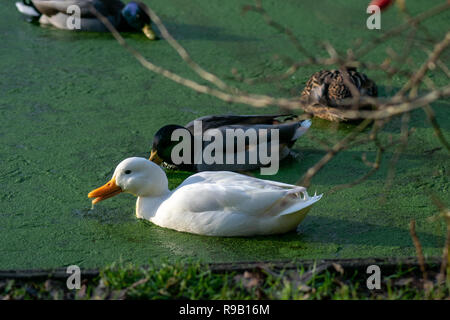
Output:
88,157,322,236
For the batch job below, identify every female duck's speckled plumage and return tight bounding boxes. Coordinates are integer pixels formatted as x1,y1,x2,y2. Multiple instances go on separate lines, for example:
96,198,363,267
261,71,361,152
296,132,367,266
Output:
301,68,378,120
88,157,322,237
15,0,157,39
149,114,312,172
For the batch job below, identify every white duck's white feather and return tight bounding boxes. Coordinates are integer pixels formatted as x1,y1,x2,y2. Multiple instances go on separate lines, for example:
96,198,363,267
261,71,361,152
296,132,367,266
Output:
110,157,322,237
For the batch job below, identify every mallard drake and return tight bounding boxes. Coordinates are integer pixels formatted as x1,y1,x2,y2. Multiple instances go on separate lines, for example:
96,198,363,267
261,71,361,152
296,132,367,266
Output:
301,67,378,121
149,114,312,172
15,0,157,39
88,157,322,236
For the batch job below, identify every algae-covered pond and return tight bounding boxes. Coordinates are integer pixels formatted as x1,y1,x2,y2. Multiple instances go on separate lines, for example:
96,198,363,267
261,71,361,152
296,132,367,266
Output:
0,0,449,269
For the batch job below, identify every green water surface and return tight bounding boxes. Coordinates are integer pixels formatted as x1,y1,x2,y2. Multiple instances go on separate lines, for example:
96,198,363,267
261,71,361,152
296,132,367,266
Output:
0,0,449,269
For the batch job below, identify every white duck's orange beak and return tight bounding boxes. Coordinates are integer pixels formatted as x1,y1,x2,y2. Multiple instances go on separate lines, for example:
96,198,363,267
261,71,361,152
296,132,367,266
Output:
88,177,122,204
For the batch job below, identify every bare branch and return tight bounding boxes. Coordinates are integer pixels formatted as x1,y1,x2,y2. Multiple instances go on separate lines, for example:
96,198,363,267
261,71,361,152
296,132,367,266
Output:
242,0,315,60
297,119,373,188
422,105,450,152
410,220,428,282
140,5,238,93
328,147,383,194
397,32,450,97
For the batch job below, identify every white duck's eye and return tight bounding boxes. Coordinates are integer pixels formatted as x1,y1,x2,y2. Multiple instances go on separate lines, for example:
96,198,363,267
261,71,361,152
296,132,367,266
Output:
125,170,132,174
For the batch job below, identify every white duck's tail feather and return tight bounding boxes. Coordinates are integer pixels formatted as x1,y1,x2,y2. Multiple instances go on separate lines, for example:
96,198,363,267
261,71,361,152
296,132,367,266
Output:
291,119,312,140
278,189,322,216
16,2,40,17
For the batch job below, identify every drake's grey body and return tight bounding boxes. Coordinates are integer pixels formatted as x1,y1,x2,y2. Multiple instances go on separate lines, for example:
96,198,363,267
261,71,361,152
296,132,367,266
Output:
152,114,312,172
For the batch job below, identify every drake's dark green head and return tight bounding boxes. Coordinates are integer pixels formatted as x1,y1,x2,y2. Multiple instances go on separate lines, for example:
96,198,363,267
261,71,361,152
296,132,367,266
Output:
121,1,157,39
150,125,192,166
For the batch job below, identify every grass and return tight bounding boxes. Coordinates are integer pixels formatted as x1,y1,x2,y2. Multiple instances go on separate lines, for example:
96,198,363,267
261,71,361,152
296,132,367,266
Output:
1,260,449,300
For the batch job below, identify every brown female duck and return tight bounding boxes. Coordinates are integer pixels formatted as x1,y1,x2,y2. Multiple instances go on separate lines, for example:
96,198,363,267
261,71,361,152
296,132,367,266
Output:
301,67,378,121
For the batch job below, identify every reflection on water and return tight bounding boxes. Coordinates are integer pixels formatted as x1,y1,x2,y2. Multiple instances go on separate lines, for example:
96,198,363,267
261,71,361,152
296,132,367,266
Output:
72,206,135,225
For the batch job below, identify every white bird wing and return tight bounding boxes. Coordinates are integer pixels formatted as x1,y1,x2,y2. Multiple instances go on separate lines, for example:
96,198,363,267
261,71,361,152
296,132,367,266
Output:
171,171,320,217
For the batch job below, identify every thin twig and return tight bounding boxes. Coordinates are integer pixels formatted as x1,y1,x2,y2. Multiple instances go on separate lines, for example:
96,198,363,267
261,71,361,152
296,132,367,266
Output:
140,5,237,93
430,196,450,284
243,0,315,60
297,119,373,187
410,220,428,282
397,32,450,97
422,105,450,152
328,147,383,194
